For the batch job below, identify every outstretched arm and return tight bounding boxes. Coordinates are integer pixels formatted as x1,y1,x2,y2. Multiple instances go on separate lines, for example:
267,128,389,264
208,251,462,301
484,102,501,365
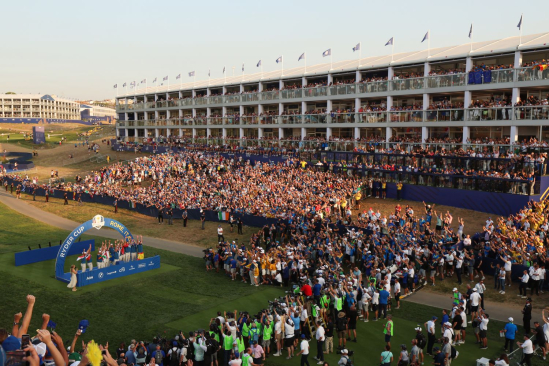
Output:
19,295,36,335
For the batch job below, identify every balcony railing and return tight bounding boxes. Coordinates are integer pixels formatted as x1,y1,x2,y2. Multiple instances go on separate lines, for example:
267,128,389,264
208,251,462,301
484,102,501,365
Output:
241,93,259,102
329,84,357,96
357,80,389,93
209,96,223,104
467,107,513,121
116,67,549,113
259,90,279,101
208,117,223,125
224,95,241,104
388,110,424,122
303,86,328,98
303,114,328,124
356,111,388,123
281,89,302,99
389,77,425,91
516,67,549,82
425,74,467,88
423,109,465,122
241,116,259,125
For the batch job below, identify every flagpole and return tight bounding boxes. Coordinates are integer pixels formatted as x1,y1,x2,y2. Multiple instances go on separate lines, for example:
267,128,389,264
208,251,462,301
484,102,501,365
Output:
519,14,523,45
470,23,473,52
392,39,395,63
359,44,362,67
428,30,430,58
281,55,284,76
305,53,307,74
194,75,196,89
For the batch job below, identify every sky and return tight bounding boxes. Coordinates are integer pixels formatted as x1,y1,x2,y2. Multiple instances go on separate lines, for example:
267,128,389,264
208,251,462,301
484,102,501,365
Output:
1,0,547,100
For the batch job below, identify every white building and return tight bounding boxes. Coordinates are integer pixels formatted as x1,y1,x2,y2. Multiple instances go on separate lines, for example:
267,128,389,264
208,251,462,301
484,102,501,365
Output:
80,104,117,119
115,32,549,144
0,94,80,120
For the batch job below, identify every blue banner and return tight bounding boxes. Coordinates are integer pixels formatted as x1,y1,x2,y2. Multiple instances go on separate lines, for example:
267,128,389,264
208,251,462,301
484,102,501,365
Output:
468,72,475,84
75,256,161,287
55,217,133,281
15,239,95,266
483,70,492,83
474,71,483,84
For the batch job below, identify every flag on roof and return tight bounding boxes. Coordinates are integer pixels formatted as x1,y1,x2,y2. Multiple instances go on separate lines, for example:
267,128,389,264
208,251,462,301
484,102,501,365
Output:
385,37,393,46
276,56,283,63
468,24,473,39
257,60,261,67
208,69,210,77
123,82,126,87
113,84,117,89
176,74,181,80
141,79,146,83
298,53,305,61
353,43,361,52
153,77,157,83
223,66,226,73
421,31,429,43
189,71,195,77
163,76,168,81
322,49,331,57
517,14,523,30
242,63,244,72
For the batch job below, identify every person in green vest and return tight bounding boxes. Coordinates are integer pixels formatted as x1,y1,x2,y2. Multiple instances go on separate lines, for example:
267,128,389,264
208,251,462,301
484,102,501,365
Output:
236,331,246,357
222,329,234,366
262,319,273,356
241,319,251,347
241,348,253,366
249,322,260,345
383,315,394,347
320,293,330,323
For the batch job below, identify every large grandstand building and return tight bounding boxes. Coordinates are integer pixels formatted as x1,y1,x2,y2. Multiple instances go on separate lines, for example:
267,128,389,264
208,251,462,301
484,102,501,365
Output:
115,33,549,143
0,94,80,121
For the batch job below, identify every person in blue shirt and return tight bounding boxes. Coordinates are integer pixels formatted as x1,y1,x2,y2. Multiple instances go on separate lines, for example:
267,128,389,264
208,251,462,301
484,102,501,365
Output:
378,288,390,319
502,317,518,353
313,279,322,303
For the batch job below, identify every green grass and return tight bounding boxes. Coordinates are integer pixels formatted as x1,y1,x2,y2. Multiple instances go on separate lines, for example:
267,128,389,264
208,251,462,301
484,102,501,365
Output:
0,125,104,149
0,201,545,365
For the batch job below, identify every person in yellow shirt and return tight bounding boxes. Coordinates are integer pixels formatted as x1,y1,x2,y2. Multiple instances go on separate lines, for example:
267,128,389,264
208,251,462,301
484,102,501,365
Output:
396,182,403,201
354,191,362,210
381,179,387,199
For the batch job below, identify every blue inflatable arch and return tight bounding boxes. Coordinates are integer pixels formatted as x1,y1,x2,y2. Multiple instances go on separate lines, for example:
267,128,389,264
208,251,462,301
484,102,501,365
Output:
55,217,133,280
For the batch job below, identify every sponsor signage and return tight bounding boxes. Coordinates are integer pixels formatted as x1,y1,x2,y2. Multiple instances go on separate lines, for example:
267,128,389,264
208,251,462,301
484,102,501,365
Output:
55,217,133,281
76,256,161,287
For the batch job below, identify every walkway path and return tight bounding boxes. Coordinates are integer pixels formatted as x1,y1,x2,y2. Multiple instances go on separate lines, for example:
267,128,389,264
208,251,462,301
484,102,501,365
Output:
0,190,543,323
0,190,204,258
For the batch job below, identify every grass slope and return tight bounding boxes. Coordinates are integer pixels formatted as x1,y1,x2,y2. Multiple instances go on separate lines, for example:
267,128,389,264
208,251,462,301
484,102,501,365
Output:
0,201,544,365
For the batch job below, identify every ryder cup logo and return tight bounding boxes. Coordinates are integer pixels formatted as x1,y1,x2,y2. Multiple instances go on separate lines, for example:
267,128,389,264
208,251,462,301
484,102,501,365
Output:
119,267,125,273
91,215,105,230
98,272,104,279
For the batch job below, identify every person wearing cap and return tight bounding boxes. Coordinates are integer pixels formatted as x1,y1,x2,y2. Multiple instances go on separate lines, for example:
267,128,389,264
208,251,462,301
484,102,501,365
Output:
337,348,350,366
502,317,518,353
442,322,454,346
474,279,486,310
432,346,444,366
